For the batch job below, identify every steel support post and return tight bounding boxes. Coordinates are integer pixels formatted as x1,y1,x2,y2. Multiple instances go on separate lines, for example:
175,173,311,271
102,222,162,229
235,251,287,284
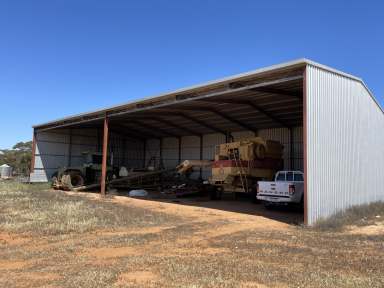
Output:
101,115,109,196
199,135,203,179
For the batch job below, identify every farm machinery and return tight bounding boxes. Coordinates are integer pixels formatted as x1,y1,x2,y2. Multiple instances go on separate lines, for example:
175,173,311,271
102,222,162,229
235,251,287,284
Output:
208,137,283,200
52,152,117,190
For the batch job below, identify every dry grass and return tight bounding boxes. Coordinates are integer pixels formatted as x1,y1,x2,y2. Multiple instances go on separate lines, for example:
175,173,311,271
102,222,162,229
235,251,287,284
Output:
314,201,384,231
0,181,383,288
0,181,179,235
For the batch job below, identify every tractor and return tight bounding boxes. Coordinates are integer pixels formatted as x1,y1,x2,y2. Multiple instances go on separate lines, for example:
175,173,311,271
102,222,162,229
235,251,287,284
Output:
52,152,117,190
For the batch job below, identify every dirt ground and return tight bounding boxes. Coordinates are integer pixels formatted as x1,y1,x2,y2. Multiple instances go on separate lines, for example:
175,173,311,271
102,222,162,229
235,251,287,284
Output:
0,184,383,287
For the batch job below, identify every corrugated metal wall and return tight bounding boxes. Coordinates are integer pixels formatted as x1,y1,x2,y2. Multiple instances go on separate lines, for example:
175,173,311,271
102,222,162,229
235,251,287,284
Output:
306,65,384,225
162,137,179,169
124,138,145,168
31,127,303,182
146,127,303,180
30,129,98,182
31,129,146,182
109,132,145,169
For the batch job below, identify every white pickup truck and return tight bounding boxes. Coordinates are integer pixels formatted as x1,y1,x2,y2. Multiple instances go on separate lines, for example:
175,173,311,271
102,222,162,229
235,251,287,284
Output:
257,171,304,206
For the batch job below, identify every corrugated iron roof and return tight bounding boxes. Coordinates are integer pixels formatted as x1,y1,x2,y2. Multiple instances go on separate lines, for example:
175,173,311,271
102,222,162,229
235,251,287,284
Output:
33,58,379,134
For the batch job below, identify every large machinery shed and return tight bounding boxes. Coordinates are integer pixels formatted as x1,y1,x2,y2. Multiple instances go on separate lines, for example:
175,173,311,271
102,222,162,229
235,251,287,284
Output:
30,59,384,225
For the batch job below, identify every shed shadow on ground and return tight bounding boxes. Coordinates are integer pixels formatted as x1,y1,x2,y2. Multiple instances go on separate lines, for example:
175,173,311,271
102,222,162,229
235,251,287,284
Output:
112,190,304,226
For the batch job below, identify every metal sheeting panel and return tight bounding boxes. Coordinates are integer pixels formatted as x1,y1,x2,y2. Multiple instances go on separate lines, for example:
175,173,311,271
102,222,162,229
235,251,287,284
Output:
159,133,226,179
306,65,384,225
181,136,200,160
145,139,160,166
162,137,179,169
30,169,54,182
202,133,226,179
292,127,304,171
203,133,226,160
32,131,70,182
109,132,126,168
156,129,302,180
259,128,290,169
67,129,98,166
180,136,200,179
31,129,98,182
125,139,145,168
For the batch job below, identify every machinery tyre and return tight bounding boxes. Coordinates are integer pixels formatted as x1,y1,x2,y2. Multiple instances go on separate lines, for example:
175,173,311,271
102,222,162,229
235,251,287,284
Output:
68,171,85,188
51,172,59,188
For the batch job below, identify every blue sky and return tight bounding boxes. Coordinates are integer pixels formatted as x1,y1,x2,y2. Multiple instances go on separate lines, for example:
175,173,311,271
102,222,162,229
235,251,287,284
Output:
0,0,383,149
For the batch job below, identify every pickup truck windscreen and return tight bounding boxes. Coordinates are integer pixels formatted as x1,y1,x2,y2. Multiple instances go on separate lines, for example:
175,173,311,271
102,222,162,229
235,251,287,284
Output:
294,173,304,181
276,173,286,181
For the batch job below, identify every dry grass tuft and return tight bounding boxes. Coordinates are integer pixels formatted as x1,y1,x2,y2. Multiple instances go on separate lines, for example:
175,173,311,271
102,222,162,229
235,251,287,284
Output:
314,201,384,231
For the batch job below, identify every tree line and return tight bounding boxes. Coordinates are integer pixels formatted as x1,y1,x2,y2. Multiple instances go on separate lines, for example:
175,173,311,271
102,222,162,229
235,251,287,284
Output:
0,141,32,176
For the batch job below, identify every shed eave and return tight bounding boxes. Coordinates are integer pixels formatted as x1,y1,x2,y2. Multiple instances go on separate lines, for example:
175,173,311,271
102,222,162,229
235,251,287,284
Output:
32,58,372,130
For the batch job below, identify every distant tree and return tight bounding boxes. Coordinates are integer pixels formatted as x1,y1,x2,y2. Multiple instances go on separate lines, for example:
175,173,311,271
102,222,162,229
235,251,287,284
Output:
13,141,32,152
0,141,32,176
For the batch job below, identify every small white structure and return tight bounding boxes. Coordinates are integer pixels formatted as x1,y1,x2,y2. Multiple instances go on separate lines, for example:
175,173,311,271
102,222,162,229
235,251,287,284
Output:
0,164,13,179
119,166,129,177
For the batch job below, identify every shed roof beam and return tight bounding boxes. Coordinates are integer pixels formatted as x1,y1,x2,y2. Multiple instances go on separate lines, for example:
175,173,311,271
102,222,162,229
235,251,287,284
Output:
175,113,228,136
132,117,201,136
129,120,179,138
249,87,301,99
170,107,258,134
113,124,160,139
109,128,146,141
208,109,258,133
247,101,289,128
197,99,289,128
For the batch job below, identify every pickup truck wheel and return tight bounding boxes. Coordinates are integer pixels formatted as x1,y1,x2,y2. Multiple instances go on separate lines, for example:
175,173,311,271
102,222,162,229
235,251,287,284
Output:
209,187,218,200
264,202,274,210
217,190,223,200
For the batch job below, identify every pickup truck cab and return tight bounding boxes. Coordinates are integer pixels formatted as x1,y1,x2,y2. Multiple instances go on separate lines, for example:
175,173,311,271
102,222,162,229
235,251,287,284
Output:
257,171,304,206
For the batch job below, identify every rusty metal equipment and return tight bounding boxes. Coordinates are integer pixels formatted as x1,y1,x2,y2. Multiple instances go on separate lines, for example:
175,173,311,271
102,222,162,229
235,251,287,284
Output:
52,152,116,191
176,160,213,175
208,137,283,199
